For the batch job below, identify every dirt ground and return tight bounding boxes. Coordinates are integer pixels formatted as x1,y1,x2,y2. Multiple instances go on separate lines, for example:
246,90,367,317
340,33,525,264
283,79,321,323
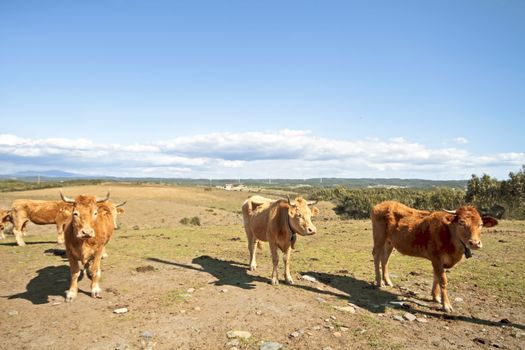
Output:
0,184,524,350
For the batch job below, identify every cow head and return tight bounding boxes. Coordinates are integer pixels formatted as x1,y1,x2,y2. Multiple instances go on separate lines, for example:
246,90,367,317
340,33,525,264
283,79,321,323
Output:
287,197,319,236
99,201,126,229
60,191,110,239
0,210,12,230
443,206,498,250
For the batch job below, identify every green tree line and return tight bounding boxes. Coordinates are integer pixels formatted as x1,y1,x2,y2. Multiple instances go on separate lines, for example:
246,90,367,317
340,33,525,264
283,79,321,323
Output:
310,166,525,220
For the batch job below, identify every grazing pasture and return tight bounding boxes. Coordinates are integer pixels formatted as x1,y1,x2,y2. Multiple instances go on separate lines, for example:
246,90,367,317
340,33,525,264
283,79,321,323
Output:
0,184,524,349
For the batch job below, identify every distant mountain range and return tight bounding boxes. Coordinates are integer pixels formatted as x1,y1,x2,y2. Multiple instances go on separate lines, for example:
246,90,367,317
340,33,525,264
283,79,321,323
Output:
0,170,468,189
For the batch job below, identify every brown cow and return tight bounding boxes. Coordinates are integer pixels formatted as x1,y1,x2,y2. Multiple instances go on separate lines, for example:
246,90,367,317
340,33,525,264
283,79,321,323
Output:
371,200,498,312
10,199,72,246
0,209,12,239
242,195,319,285
9,198,126,246
61,191,115,302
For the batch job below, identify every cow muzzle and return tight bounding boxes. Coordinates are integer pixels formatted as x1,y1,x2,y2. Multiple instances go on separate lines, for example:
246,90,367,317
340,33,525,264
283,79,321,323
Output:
468,240,482,249
78,228,95,239
305,226,317,235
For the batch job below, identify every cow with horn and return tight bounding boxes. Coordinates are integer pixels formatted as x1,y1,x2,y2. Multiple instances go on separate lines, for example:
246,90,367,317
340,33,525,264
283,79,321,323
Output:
61,191,115,301
242,195,319,285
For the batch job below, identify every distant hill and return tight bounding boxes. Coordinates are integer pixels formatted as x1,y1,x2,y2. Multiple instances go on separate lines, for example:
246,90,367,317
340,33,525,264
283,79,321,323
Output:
0,171,468,189
10,170,80,178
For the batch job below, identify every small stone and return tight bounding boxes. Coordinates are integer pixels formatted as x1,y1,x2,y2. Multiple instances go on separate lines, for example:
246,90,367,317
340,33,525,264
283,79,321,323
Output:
473,338,487,345
454,297,463,303
389,301,405,307
416,317,428,323
313,325,322,331
322,347,334,350
289,331,300,338
255,310,262,315
301,275,317,282
227,339,240,346
113,308,128,314
141,331,153,339
115,343,128,350
393,315,404,322
8,310,18,316
334,306,356,314
403,312,417,322
490,341,505,349
194,307,201,311
221,289,228,293
315,297,326,303
226,330,251,339
260,342,283,350
230,347,239,350
187,288,195,293
333,331,342,337
330,315,336,320
340,327,349,332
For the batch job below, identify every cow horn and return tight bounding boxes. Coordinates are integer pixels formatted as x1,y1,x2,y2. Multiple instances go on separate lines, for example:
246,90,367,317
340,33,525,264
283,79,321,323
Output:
442,209,456,214
286,195,295,206
96,191,110,203
60,190,76,204
116,200,127,207
306,200,318,206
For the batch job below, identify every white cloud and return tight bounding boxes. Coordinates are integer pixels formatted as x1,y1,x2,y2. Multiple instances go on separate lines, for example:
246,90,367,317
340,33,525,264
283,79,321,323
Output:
0,131,523,179
453,137,469,144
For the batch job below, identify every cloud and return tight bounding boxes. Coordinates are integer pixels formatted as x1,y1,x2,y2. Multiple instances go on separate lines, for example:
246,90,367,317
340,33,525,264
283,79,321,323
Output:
0,131,523,179
453,137,469,144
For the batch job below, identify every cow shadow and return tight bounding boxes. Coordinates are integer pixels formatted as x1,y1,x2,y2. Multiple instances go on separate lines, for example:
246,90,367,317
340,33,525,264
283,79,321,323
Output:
0,241,57,246
6,265,70,304
298,271,525,330
294,271,399,313
148,255,271,290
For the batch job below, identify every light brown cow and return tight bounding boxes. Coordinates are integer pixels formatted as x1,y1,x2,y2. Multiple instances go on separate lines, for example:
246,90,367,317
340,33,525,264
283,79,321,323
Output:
9,198,126,246
0,209,12,239
61,191,115,302
242,195,319,285
10,199,72,246
371,200,498,312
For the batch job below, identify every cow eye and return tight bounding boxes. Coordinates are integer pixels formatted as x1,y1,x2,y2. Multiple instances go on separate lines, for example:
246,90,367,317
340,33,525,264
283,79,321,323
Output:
297,213,302,218
93,211,98,217
73,211,79,217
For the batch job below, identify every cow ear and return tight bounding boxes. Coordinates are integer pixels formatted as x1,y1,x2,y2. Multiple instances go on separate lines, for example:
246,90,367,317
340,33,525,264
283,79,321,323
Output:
117,208,125,214
482,216,498,228
311,207,319,216
443,214,456,224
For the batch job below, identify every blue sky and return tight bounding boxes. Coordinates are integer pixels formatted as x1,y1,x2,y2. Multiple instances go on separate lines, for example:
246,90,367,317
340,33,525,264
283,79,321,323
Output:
1,1,524,179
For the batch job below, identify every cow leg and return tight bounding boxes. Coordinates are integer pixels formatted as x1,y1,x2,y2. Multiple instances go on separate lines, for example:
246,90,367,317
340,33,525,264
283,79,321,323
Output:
101,246,109,259
89,249,104,298
283,245,294,285
56,223,65,245
244,225,258,271
432,261,453,312
381,242,394,286
269,241,280,285
66,257,81,302
432,270,441,303
0,229,5,239
12,218,27,246
372,219,387,287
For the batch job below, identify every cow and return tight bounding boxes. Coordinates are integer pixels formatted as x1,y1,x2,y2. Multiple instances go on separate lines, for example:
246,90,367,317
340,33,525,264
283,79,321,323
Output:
242,195,319,285
10,199,72,246
9,198,126,246
371,200,498,312
0,209,12,239
60,191,115,302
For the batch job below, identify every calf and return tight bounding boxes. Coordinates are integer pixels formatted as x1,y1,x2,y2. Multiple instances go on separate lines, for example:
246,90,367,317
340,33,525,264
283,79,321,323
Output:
242,196,319,285
371,200,498,312
61,191,115,302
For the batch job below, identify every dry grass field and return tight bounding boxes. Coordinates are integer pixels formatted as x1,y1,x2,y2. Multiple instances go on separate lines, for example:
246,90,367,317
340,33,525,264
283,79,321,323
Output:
0,184,524,350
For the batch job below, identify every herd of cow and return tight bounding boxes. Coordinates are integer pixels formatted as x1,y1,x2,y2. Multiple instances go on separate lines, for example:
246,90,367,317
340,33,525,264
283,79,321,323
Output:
0,190,498,313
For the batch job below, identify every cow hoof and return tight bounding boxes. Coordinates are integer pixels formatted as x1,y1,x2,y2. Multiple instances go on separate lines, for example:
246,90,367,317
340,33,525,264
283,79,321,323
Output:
271,278,279,286
65,290,77,302
249,265,257,271
91,286,102,298
285,278,294,285
443,304,454,313
16,241,26,247
432,296,441,303
384,280,393,287
101,253,109,259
